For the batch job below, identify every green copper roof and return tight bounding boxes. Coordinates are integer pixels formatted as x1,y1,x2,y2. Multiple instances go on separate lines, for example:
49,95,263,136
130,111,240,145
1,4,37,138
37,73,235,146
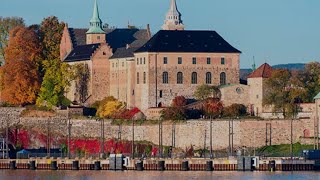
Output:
86,0,105,34
314,92,320,100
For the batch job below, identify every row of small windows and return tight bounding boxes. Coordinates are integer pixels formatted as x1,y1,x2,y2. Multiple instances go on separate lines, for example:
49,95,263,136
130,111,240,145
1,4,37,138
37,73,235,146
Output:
137,57,146,65
163,72,226,85
163,57,225,65
137,72,146,84
112,62,125,68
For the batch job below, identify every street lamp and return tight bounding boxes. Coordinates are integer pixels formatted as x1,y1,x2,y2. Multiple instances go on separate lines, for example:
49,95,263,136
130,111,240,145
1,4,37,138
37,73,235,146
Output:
96,118,105,159
132,116,135,159
210,115,213,159
67,110,72,159
159,117,163,158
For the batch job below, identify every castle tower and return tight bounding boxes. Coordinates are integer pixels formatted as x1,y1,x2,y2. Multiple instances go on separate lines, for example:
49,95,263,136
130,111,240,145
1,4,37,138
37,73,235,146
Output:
86,0,106,44
162,0,185,30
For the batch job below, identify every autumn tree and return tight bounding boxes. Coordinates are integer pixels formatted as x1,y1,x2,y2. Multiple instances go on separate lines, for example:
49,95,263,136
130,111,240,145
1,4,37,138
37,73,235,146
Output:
161,96,188,121
96,97,125,118
223,104,247,117
263,69,305,118
4,26,41,64
203,98,224,118
297,62,320,102
1,59,40,105
73,64,90,103
39,16,65,60
1,26,41,105
194,85,221,100
0,17,25,63
36,60,73,108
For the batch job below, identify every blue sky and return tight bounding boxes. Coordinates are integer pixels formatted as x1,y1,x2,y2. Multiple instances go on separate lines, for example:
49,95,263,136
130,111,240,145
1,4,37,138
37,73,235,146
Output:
2,0,320,68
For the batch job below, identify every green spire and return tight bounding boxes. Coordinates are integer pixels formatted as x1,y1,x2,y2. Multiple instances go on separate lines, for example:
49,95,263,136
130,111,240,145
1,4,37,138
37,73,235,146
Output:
86,0,105,34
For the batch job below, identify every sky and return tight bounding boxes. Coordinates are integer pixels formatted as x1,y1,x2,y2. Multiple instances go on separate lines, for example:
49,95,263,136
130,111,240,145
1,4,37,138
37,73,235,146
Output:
1,0,320,68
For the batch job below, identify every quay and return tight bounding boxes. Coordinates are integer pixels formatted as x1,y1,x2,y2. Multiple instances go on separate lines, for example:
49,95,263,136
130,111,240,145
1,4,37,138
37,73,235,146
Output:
0,155,317,172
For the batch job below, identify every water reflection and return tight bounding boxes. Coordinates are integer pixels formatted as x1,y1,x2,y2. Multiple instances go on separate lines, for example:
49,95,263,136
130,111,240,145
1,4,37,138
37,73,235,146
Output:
0,170,319,180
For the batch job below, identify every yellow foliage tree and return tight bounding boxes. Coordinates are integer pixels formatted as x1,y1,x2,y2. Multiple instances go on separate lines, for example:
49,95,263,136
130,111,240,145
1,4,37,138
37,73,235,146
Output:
96,96,124,118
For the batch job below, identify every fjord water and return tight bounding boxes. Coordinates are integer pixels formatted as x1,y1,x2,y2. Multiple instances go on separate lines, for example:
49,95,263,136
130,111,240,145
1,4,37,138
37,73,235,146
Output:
0,171,319,180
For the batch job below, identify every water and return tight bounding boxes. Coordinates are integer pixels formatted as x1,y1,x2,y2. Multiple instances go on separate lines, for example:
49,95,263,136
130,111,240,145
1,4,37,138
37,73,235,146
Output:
0,171,319,180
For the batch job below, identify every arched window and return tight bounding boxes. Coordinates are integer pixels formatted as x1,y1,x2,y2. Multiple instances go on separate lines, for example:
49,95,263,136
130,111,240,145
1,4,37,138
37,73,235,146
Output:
163,72,169,84
143,72,146,84
220,72,226,85
177,72,183,84
191,72,197,84
206,72,212,84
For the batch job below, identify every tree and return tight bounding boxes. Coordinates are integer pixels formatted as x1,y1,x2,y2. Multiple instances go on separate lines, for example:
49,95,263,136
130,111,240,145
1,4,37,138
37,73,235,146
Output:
73,64,90,104
161,96,188,121
194,85,221,100
223,104,247,117
263,69,305,118
1,59,40,105
36,60,73,108
1,26,41,105
96,97,125,118
203,98,223,118
172,96,187,107
297,62,320,102
0,17,25,63
39,16,65,60
4,26,41,64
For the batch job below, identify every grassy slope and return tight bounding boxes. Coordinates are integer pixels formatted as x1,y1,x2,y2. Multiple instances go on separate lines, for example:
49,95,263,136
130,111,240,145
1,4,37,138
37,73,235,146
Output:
257,143,314,157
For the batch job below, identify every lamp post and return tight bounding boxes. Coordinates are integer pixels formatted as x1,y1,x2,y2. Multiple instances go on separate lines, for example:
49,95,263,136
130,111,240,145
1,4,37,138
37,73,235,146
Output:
210,115,213,159
132,117,135,159
5,114,9,159
159,117,163,158
67,110,71,159
47,117,51,157
96,118,105,159
291,97,301,169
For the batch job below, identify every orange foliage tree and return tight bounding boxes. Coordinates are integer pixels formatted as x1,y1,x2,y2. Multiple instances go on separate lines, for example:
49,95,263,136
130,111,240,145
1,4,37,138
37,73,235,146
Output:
1,26,41,105
203,98,224,118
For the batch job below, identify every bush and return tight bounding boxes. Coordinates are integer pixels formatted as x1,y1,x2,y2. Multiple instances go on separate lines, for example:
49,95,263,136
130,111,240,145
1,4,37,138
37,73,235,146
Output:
223,104,247,117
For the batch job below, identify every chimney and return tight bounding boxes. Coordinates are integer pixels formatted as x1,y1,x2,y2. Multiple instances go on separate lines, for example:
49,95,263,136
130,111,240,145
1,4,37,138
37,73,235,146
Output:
146,24,151,39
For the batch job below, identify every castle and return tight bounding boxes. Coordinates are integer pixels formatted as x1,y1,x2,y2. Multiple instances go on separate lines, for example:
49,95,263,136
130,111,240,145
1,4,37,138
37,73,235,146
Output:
60,0,311,119
60,0,243,113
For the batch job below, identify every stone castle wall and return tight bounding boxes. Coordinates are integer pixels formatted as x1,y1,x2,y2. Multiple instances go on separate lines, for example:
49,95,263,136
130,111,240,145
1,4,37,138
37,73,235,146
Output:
0,108,315,151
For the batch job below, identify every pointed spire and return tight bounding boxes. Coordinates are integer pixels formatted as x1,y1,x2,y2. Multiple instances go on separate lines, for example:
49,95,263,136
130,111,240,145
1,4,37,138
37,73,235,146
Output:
162,0,184,30
86,0,105,34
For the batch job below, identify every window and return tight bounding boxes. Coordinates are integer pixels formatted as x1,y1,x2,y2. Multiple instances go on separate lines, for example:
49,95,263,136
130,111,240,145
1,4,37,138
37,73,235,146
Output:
177,72,183,84
140,58,142,65
159,90,163,98
137,58,139,65
103,52,106,55
122,62,124,67
144,57,146,64
206,72,212,84
137,72,139,84
97,36,100,40
220,72,226,85
163,57,168,64
192,57,197,64
221,57,225,65
163,72,169,84
178,57,182,64
112,63,114,68
207,57,211,64
132,90,135,95
143,72,146,84
191,72,197,84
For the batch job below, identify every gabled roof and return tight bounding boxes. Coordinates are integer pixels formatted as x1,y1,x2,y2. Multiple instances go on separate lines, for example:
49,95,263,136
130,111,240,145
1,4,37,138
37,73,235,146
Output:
247,63,273,78
135,30,241,53
64,43,100,62
65,28,150,61
110,47,139,59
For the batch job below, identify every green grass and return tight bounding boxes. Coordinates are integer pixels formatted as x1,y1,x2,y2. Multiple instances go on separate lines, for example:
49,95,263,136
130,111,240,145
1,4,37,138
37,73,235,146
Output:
257,143,314,157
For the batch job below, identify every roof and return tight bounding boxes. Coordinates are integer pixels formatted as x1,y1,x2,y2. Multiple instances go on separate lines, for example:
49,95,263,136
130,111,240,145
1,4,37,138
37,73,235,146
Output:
110,47,139,59
247,63,273,78
64,43,100,62
65,28,150,61
135,30,241,53
314,92,320,100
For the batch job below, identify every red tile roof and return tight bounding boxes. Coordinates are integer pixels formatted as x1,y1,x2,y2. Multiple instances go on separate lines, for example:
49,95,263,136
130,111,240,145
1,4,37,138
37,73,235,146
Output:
247,63,273,78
